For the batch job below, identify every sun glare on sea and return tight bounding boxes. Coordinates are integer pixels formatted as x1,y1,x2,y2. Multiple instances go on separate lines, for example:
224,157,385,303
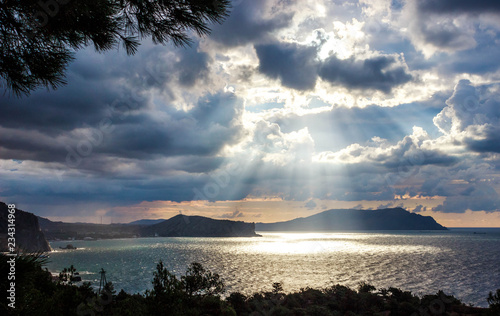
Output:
243,233,370,255
240,232,439,255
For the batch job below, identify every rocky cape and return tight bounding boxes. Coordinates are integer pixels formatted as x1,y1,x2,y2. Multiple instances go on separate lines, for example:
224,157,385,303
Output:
140,214,260,237
255,208,447,231
0,202,51,252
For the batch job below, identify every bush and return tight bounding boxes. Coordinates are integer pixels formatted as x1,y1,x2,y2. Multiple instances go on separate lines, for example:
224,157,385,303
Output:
227,292,249,314
358,282,376,293
488,289,500,313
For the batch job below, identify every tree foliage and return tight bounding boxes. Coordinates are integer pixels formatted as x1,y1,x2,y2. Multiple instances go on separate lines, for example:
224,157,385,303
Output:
488,289,500,312
148,260,228,315
0,0,230,96
2,253,497,316
182,261,225,297
58,264,76,285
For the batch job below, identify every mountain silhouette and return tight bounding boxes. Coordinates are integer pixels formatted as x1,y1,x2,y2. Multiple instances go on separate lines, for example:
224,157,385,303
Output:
126,219,166,226
255,208,447,231
141,214,260,237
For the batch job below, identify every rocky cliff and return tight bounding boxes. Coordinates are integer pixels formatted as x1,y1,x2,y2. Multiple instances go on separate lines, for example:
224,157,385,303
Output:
141,214,260,237
0,202,51,252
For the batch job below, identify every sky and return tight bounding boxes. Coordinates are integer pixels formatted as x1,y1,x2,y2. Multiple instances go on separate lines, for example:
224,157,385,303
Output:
1,0,500,227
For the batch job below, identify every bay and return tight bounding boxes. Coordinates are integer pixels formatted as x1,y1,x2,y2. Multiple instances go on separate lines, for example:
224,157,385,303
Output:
46,228,500,307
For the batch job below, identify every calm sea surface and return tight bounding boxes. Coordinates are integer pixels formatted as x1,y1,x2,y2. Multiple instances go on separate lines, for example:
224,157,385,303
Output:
46,229,500,307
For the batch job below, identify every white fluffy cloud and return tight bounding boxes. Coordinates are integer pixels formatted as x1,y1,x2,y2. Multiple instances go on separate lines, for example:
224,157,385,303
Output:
434,80,500,153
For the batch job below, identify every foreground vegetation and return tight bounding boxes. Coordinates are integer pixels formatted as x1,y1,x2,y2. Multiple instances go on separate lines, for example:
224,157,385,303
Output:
1,253,499,316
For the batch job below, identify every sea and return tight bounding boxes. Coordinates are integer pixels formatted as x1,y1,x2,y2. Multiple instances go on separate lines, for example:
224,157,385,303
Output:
45,228,500,307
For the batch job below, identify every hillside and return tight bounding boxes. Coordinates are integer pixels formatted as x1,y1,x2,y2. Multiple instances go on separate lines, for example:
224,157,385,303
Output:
255,208,447,231
126,219,166,226
37,214,259,239
141,214,260,237
0,202,51,252
38,217,143,240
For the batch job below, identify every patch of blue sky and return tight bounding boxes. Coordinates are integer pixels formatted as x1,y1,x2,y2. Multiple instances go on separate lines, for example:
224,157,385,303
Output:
246,101,285,113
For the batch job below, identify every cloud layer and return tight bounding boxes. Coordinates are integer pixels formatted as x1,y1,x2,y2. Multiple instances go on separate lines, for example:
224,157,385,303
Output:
255,41,412,92
1,0,500,221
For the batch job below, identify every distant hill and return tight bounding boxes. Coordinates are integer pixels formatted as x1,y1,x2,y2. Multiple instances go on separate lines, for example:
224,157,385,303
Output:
141,214,260,237
38,217,143,240
255,208,447,231
126,219,166,226
37,214,259,239
0,202,51,252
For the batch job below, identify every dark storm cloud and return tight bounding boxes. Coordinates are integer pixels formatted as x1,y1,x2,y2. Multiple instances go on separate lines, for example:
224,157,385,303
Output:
375,145,458,170
318,55,413,93
0,75,126,134
209,0,293,47
417,0,500,15
440,32,500,75
254,42,319,90
433,184,500,213
71,41,211,91
2,174,206,217
420,176,450,197
0,77,250,216
100,91,244,159
0,43,212,134
419,26,472,51
174,46,211,87
163,156,225,173
464,126,500,153
0,127,67,162
403,0,500,54
0,90,244,165
4,0,500,221
0,38,242,166
0,89,250,217
254,41,412,92
1,154,256,217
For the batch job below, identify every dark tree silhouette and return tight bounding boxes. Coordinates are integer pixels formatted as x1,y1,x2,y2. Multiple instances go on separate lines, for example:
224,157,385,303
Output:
181,262,224,297
0,0,230,97
488,289,500,312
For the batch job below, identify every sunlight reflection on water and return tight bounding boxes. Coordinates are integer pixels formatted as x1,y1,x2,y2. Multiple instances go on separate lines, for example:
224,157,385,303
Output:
46,230,500,307
235,233,440,255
